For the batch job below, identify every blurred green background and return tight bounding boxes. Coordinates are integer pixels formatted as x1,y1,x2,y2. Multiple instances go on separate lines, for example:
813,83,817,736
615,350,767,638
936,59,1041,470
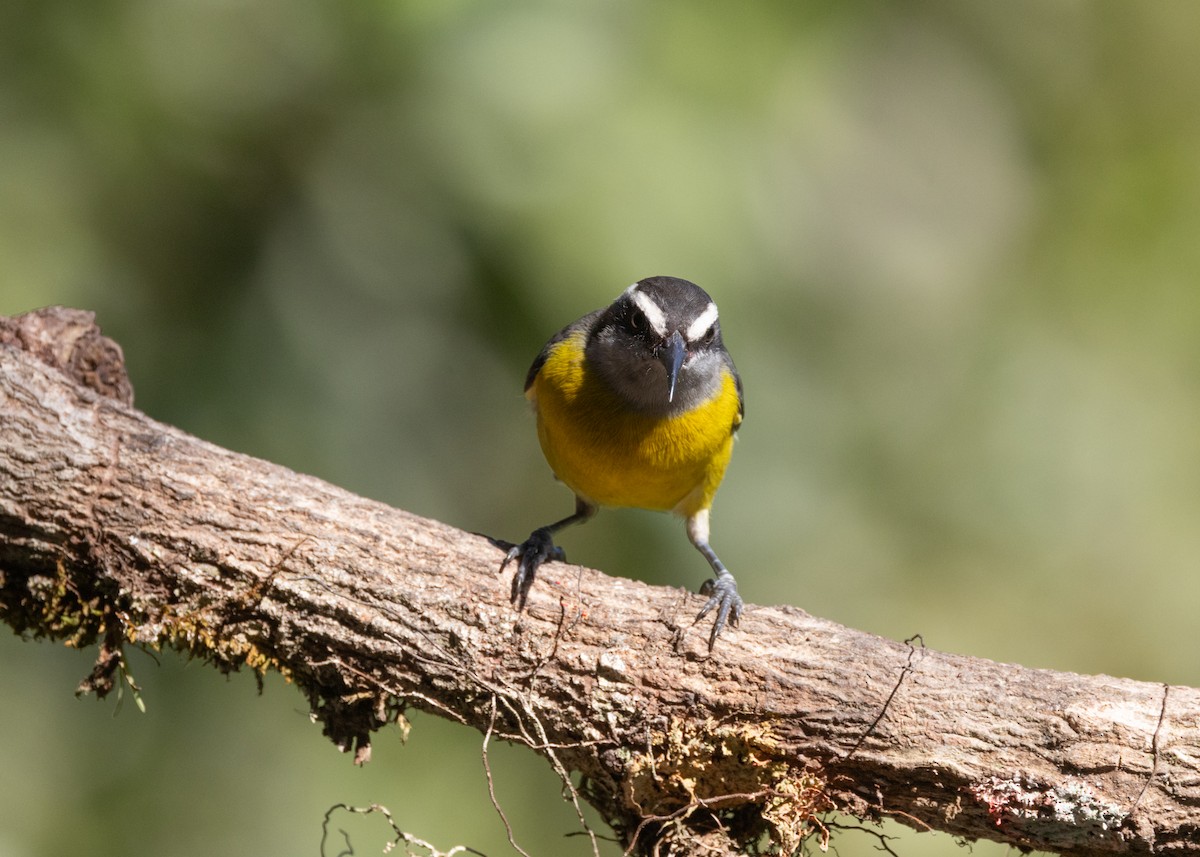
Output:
4,1,1200,855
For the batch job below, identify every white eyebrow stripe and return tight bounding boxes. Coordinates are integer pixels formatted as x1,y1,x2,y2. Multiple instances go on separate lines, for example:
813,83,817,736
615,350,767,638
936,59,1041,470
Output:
627,285,669,336
686,302,719,341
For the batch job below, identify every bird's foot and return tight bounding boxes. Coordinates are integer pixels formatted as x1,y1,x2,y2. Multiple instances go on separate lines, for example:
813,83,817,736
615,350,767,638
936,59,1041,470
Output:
499,527,566,610
696,573,743,650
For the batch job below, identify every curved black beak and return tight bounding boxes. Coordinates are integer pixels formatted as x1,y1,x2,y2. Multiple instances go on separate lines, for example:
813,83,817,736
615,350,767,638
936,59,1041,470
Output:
661,330,686,403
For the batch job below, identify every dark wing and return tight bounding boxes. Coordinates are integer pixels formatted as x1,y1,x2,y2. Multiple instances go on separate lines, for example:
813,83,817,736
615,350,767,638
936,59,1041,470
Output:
721,349,744,433
523,308,606,392
733,366,744,431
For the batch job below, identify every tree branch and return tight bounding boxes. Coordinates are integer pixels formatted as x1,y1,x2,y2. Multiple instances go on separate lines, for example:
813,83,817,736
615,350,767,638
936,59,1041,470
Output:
2,306,1197,856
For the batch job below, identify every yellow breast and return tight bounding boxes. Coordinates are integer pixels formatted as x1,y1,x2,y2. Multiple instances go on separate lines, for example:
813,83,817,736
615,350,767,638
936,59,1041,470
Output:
529,332,739,515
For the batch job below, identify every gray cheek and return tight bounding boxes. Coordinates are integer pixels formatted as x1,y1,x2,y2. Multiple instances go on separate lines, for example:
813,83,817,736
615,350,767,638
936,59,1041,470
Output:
669,357,725,411
626,365,673,410
593,354,670,410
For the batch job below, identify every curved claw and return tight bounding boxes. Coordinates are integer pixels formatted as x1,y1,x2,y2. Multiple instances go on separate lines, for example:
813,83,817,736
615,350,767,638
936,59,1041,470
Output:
499,527,566,610
696,573,744,650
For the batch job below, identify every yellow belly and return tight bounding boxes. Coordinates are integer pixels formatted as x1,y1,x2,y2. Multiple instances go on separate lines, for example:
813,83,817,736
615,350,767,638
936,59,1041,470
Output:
530,333,739,516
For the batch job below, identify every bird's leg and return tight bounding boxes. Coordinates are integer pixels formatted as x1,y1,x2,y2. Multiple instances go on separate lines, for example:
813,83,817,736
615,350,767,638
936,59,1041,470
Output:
687,508,744,649
501,496,597,609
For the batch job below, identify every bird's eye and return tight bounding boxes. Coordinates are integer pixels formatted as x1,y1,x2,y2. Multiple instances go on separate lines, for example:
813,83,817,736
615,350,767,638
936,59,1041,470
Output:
701,325,717,345
629,308,647,331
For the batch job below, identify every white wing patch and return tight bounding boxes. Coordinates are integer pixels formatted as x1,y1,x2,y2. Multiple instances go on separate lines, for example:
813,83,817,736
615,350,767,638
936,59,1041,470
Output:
686,301,719,342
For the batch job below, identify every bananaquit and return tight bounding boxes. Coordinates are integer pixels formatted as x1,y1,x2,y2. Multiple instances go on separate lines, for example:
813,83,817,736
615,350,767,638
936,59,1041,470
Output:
501,276,745,648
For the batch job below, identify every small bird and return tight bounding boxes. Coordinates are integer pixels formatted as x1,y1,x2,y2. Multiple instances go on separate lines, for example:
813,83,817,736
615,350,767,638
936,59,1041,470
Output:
501,276,745,648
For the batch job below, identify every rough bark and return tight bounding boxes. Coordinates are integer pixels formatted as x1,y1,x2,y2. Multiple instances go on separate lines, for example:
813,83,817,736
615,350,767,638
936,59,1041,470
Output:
1,306,1197,856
